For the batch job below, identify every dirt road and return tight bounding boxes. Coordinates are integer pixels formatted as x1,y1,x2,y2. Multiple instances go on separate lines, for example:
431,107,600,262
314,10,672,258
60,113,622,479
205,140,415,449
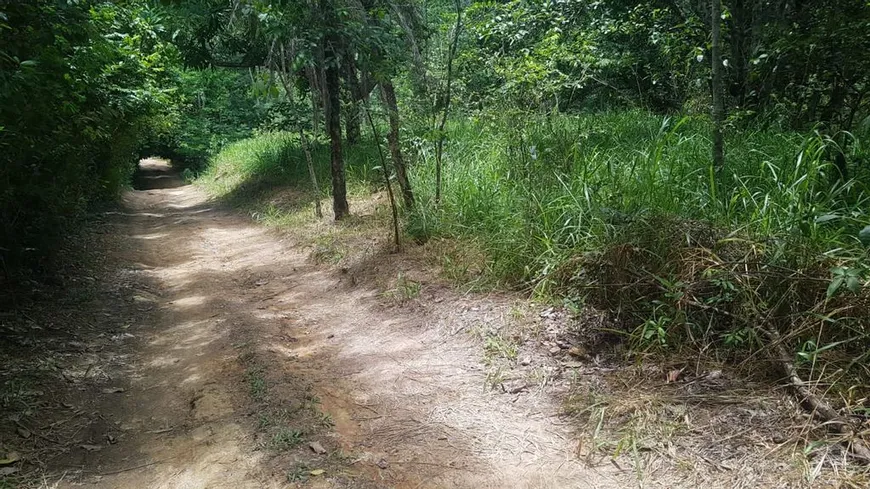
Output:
35,159,624,488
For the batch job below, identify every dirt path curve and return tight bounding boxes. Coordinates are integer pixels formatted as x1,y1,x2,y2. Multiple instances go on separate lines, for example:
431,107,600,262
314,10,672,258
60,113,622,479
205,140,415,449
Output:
62,159,624,488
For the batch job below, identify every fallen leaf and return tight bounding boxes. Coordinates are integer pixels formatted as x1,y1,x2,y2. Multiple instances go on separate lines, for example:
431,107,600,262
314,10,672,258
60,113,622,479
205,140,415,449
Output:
309,441,327,454
102,387,125,394
309,469,325,476
80,444,103,452
0,452,20,465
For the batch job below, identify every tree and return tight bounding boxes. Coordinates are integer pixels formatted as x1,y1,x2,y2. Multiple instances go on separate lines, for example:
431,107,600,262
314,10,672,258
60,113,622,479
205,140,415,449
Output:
434,0,462,205
711,0,724,169
320,0,350,219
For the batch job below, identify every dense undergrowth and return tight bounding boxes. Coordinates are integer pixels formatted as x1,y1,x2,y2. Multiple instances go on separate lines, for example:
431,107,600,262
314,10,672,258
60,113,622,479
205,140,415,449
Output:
197,109,870,406
0,2,176,279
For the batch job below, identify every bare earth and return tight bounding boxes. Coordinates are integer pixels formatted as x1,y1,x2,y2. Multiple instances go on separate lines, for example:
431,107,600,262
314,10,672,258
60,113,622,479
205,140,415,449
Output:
25,159,624,488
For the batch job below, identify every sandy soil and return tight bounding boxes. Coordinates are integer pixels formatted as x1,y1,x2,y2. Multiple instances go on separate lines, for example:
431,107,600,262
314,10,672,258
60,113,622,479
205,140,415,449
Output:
16,159,625,488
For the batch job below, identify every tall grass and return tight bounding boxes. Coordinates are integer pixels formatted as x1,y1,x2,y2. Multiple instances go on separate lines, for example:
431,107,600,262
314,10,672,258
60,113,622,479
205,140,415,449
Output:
408,110,870,396
197,131,381,203
410,111,869,280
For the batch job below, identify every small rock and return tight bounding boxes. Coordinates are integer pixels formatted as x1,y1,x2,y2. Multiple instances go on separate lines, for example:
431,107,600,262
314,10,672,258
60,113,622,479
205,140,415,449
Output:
377,458,389,469
567,346,587,358
549,347,561,355
80,444,103,452
309,441,327,454
102,387,125,394
16,427,31,439
520,357,531,366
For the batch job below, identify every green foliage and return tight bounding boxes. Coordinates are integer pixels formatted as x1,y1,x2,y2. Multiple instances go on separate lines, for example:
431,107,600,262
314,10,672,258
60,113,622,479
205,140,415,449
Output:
0,0,177,275
141,67,267,173
455,0,870,125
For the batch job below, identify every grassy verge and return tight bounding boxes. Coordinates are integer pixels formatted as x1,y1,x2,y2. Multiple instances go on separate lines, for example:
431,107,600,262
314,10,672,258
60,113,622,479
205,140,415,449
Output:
192,110,870,428
408,110,870,404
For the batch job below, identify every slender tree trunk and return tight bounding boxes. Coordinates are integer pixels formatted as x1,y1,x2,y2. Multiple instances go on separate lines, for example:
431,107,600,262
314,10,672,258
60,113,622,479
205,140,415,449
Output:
362,101,402,251
275,43,323,219
306,66,322,135
300,127,323,218
711,0,725,169
321,0,349,219
434,0,462,205
380,80,414,208
344,61,362,145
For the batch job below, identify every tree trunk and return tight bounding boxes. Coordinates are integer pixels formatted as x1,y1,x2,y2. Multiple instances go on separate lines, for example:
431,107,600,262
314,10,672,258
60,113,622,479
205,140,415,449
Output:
435,0,462,205
728,0,749,107
711,0,725,169
380,80,414,208
362,100,402,251
306,66,322,135
344,61,362,145
300,127,323,219
321,0,349,220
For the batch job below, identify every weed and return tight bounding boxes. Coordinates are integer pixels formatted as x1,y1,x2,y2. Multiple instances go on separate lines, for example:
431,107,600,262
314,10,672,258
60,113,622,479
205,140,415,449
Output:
382,272,422,304
287,463,310,482
246,368,267,401
270,427,305,450
257,413,273,430
316,411,335,428
483,334,518,363
484,366,507,391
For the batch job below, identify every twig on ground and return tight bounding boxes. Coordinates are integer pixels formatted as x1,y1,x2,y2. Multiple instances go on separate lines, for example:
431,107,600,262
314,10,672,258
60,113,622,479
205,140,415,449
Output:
761,326,870,462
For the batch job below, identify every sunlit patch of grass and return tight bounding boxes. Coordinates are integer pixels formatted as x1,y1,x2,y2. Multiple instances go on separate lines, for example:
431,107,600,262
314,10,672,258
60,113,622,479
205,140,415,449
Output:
197,131,381,206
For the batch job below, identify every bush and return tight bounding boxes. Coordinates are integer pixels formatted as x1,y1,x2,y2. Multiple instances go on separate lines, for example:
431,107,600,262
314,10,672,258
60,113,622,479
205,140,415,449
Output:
0,1,176,277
